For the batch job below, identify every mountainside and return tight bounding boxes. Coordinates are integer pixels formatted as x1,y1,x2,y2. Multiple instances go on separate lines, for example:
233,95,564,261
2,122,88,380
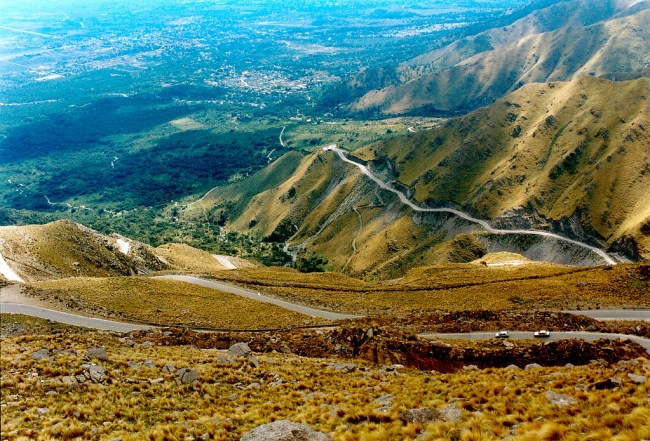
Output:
194,77,650,278
352,0,650,115
0,220,240,282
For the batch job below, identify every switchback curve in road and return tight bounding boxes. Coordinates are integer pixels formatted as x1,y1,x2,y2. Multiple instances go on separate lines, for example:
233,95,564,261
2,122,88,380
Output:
324,145,616,265
156,275,363,320
0,303,151,332
419,331,650,353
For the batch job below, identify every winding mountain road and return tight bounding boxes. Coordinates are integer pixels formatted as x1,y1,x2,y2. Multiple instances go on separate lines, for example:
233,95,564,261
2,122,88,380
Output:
0,303,151,332
419,331,650,352
155,275,362,320
324,145,616,265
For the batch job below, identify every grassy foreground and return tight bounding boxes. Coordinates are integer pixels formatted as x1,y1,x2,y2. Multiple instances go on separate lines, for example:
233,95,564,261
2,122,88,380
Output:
1,315,649,441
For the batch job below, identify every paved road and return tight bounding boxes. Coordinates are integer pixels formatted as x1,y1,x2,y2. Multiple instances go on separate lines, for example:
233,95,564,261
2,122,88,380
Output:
419,331,650,352
324,145,616,265
0,303,151,332
156,275,362,320
565,310,650,321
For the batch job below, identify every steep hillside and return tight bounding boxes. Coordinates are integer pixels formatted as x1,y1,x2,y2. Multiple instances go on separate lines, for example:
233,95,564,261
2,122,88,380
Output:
352,0,650,115
0,220,171,282
0,220,257,282
197,77,649,277
356,77,650,259
404,0,646,76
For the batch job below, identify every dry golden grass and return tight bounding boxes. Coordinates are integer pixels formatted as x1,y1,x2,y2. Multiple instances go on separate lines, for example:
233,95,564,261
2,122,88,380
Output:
154,243,229,273
2,315,649,441
0,220,169,282
26,277,330,329
201,263,650,315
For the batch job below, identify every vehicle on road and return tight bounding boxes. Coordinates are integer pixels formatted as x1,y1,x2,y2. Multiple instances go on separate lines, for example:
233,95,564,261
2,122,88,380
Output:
495,330,509,338
534,330,551,338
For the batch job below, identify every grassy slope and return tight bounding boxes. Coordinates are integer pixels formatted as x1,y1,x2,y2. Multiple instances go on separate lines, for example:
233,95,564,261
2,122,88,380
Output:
2,316,649,441
404,0,641,74
354,2,650,114
201,263,650,315
0,220,169,282
356,77,650,258
154,243,228,273
200,78,649,276
27,277,329,329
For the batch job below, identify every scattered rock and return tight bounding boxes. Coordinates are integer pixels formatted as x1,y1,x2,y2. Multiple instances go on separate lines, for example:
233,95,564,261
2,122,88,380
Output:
175,368,199,384
240,420,333,441
463,365,478,371
229,342,253,358
401,408,440,424
628,374,647,384
525,363,542,370
144,360,156,369
85,347,109,361
440,403,462,422
279,345,291,354
37,407,49,415
546,390,576,407
88,365,106,383
228,342,260,367
374,394,395,406
217,355,236,364
30,348,51,361
162,363,176,374
150,378,165,384
142,341,153,347
503,340,515,348
127,361,141,371
327,362,357,373
505,364,520,370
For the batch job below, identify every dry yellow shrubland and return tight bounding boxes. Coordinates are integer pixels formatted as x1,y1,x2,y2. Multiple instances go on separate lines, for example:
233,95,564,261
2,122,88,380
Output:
2,315,649,441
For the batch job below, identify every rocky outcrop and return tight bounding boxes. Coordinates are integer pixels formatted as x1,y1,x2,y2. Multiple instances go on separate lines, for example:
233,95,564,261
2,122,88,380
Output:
130,324,648,373
240,421,332,441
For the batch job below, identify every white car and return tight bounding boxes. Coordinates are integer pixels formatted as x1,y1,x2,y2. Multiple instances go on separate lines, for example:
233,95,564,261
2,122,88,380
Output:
534,330,551,338
495,330,509,338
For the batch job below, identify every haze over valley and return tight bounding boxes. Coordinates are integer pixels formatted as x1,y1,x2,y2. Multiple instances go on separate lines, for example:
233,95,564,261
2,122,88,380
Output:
1,1,650,440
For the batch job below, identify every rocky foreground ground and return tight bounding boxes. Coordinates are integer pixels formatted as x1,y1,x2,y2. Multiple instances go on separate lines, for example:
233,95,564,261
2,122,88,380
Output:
1,315,649,440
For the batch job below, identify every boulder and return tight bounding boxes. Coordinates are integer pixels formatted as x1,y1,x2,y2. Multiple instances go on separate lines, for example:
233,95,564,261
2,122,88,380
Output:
161,363,175,374
30,348,51,361
240,420,333,441
144,360,156,369
504,364,520,370
229,342,253,358
440,403,462,422
524,363,542,370
327,362,357,373
88,365,106,383
127,361,141,371
175,368,199,384
401,408,440,424
545,390,576,407
217,355,236,364
628,374,647,384
85,347,109,361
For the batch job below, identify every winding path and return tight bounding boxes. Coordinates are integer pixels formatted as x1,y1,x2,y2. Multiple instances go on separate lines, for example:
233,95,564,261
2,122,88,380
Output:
155,275,362,320
324,145,616,265
0,303,151,332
